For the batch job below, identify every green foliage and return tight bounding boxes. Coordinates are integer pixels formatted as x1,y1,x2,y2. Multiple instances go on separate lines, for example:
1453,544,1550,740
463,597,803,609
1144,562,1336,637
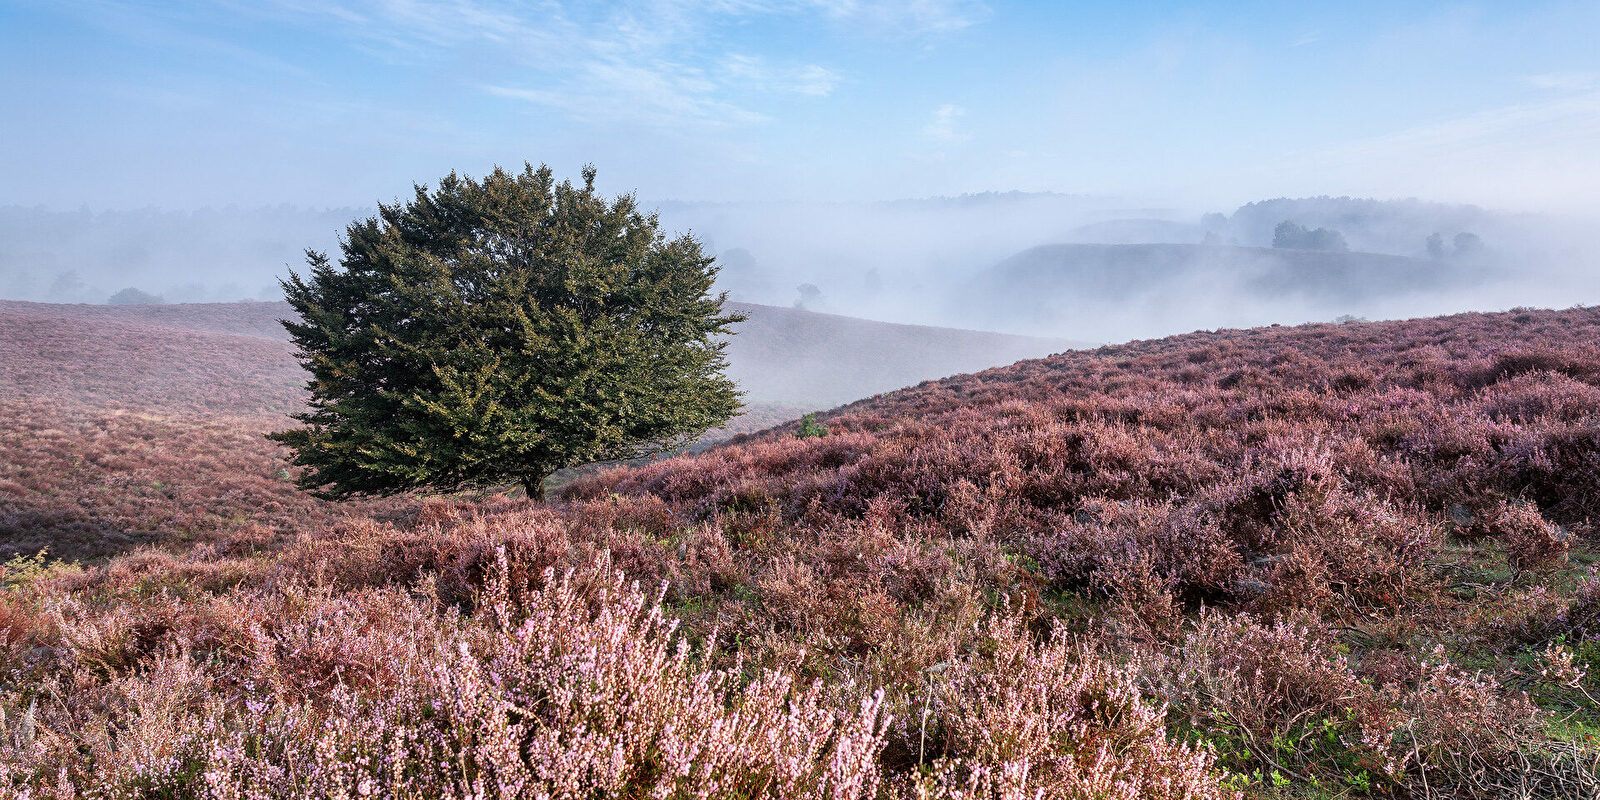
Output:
1182,710,1382,798
795,412,829,439
1,550,74,590
271,163,744,499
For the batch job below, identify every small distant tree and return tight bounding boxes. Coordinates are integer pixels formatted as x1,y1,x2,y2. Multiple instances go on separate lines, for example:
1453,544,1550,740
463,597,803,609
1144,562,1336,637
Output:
1273,221,1308,249
1425,231,1484,260
713,247,772,300
47,271,87,301
107,287,165,305
271,163,744,500
863,267,883,295
794,283,823,311
1425,232,1447,260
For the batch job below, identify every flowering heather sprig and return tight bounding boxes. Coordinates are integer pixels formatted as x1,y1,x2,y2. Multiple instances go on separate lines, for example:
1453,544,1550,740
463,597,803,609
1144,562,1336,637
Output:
1,552,898,798
910,611,1235,799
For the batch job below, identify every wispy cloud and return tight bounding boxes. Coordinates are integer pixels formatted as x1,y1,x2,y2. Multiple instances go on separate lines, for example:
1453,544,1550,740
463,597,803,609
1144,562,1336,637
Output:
245,0,962,129
805,0,990,38
1525,71,1598,92
484,63,770,129
251,0,573,62
722,55,841,97
788,63,842,97
54,0,319,79
923,103,969,143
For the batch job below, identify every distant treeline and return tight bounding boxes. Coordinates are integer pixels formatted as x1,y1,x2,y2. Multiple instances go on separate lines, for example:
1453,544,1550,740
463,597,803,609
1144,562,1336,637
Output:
1225,196,1501,257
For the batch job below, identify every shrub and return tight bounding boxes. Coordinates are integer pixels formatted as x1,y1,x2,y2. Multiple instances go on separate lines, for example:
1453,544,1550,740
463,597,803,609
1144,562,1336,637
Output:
796,412,830,439
1488,500,1570,572
910,612,1233,799
106,287,165,305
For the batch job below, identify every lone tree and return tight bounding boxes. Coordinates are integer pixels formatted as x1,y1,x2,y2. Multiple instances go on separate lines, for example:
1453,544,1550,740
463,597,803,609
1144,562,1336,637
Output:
271,164,743,500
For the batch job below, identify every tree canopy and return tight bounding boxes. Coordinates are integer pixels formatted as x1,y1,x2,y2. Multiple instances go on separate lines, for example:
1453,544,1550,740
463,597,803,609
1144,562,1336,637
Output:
1272,220,1349,252
271,163,743,499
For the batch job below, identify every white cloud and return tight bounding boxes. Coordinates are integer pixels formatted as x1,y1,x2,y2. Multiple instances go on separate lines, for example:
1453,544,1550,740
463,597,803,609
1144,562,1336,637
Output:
1525,72,1598,92
790,64,842,96
260,0,555,52
804,0,990,38
485,65,770,129
722,55,840,97
923,103,969,143
249,0,895,129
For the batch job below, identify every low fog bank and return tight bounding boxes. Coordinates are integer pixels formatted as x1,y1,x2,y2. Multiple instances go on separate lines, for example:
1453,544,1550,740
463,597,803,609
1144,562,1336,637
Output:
966,254,1598,344
657,192,1117,326
721,301,1071,407
0,206,360,305
2,193,1595,345
665,194,1599,342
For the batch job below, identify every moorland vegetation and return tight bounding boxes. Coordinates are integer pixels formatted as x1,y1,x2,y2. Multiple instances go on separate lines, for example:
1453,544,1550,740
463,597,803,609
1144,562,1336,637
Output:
1,304,1597,797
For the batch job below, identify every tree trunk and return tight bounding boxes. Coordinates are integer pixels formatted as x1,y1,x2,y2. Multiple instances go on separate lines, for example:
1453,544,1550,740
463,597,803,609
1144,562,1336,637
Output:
522,474,547,502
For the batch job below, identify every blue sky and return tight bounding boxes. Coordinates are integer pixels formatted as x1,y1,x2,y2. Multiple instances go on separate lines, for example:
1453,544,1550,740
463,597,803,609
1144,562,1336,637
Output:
4,1,1598,212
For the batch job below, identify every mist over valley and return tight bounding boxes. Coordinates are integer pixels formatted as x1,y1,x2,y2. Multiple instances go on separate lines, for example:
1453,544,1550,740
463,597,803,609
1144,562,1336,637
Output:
5,191,1593,349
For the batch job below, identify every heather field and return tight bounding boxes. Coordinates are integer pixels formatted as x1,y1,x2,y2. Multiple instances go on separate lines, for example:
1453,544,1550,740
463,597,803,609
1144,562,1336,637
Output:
12,3,1600,797
3,304,1600,797
0,299,1052,562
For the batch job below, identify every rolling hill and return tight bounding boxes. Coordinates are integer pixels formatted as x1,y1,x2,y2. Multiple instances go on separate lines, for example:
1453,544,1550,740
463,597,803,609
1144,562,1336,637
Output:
4,304,1597,797
718,301,1072,405
0,299,1068,560
1,299,1070,407
568,304,1600,794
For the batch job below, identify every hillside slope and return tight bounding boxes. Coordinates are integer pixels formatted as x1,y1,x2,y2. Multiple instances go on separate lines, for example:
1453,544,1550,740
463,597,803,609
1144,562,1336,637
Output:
2,299,1071,408
720,301,1071,405
0,299,1065,559
3,306,1598,797
578,305,1600,545
565,305,1600,794
6,305,1598,798
0,303,398,560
